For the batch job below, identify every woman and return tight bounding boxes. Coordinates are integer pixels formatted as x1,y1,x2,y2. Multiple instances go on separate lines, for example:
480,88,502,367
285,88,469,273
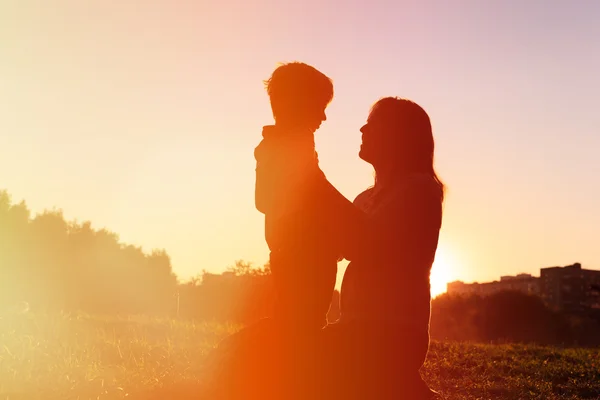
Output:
321,97,444,399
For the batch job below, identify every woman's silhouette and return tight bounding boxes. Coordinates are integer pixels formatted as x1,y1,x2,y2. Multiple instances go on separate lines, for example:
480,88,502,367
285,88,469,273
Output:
203,96,443,399
322,97,444,399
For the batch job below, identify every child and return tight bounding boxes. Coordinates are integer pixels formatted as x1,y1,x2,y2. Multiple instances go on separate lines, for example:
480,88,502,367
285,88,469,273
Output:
202,63,364,399
254,62,339,331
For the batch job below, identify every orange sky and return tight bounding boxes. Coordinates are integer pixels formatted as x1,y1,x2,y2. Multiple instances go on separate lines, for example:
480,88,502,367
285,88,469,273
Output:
2,1,599,297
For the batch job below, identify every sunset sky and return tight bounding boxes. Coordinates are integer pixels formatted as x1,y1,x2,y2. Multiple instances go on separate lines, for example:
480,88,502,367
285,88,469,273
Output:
2,0,599,297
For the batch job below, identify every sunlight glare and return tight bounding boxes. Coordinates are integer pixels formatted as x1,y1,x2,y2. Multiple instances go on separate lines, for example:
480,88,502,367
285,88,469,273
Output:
430,244,455,298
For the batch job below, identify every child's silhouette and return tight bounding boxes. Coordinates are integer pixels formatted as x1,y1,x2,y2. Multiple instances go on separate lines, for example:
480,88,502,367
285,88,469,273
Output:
255,62,338,330
203,63,362,399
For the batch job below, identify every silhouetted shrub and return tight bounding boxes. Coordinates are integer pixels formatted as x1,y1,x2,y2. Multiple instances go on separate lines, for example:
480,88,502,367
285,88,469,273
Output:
431,291,600,346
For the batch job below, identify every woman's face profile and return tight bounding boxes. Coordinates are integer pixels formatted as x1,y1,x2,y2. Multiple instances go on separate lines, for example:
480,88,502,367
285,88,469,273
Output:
359,110,389,164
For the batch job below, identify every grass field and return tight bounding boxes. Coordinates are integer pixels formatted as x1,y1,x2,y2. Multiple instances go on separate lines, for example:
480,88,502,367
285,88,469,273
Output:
1,313,599,400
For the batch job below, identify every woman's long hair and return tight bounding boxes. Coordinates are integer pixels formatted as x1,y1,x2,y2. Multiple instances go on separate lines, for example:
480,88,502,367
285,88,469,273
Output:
370,97,444,200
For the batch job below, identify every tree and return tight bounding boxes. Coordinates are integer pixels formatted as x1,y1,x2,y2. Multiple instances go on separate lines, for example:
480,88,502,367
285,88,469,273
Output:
0,189,180,315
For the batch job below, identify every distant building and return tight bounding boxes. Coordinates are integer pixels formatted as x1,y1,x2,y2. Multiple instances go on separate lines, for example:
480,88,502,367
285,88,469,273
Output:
447,263,600,314
540,263,600,313
447,273,539,297
499,274,541,295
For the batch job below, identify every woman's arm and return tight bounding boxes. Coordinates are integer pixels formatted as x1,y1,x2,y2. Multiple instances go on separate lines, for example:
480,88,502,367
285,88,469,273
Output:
304,177,368,260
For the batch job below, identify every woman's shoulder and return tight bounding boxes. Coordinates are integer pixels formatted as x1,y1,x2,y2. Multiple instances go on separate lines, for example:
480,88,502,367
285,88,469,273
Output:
353,187,376,210
398,173,443,201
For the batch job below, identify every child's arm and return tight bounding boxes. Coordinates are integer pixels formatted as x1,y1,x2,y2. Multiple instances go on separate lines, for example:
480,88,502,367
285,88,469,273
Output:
255,125,320,218
254,140,272,215
254,126,282,215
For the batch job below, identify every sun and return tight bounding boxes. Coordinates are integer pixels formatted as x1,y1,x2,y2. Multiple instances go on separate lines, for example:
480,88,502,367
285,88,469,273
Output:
430,246,455,298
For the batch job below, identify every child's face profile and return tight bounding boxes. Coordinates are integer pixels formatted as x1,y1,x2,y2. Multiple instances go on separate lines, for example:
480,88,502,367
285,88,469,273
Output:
277,96,328,132
298,101,327,132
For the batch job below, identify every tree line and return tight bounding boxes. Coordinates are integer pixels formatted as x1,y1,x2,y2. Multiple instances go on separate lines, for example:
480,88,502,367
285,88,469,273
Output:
2,189,599,346
431,291,600,347
0,190,332,322
0,190,177,315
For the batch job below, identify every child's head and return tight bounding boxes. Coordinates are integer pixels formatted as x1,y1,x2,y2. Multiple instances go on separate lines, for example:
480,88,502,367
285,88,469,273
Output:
265,62,333,132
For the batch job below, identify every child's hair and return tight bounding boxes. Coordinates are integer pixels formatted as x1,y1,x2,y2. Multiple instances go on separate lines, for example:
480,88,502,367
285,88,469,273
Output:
264,62,334,119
